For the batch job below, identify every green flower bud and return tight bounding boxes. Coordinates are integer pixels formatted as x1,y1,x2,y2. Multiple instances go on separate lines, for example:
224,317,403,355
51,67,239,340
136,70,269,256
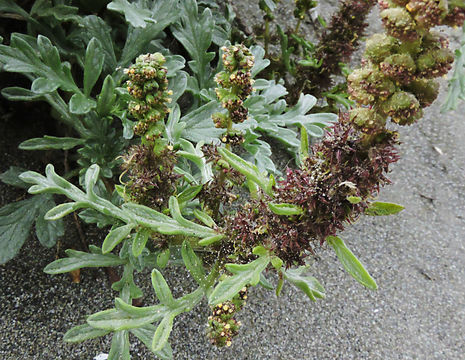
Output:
125,53,171,139
349,107,387,133
214,45,255,127
416,47,454,78
380,8,418,41
348,65,396,105
380,53,416,84
364,34,399,64
405,78,439,107
382,91,422,125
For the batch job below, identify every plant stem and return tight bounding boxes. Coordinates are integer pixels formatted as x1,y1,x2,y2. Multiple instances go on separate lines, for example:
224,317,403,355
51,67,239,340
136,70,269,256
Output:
295,18,302,34
264,19,270,57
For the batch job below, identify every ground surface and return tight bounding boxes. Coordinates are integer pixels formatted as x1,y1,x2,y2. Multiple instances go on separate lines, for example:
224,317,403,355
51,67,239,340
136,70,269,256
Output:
1,2,464,360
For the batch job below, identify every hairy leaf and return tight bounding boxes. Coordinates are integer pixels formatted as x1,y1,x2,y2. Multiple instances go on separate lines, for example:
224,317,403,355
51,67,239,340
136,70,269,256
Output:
327,236,377,290
208,255,270,305
284,267,325,301
365,202,404,216
19,136,84,150
63,324,111,343
44,249,126,274
109,330,130,360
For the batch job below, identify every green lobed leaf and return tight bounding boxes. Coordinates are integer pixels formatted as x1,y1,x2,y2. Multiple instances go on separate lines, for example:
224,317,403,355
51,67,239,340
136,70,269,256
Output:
180,101,224,143
130,325,173,360
90,302,166,331
177,185,203,204
208,256,270,305
284,267,325,301
78,15,117,73
1,87,43,101
268,203,303,216
0,197,39,264
117,0,180,69
151,269,176,306
109,330,130,360
69,92,95,114
35,197,64,247
83,37,105,96
31,77,60,94
0,166,30,189
152,313,176,352
157,248,170,269
96,74,116,117
63,324,111,343
197,234,224,246
171,0,215,89
19,136,84,151
299,125,309,164
259,273,274,290
107,0,155,28
102,224,135,254
192,209,215,228
250,45,270,77
441,27,465,112
327,235,377,290
218,147,272,195
181,241,206,286
132,228,150,257
44,249,126,274
365,201,404,216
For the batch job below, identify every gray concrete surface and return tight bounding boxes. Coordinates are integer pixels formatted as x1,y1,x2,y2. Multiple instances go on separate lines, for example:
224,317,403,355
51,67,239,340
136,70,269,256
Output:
1,2,465,359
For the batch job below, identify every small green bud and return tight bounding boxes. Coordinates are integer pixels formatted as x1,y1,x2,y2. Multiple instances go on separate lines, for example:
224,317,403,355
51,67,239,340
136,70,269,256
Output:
416,48,454,78
348,65,396,105
380,8,418,41
380,53,416,84
405,78,439,107
364,34,399,64
382,91,422,125
349,107,387,133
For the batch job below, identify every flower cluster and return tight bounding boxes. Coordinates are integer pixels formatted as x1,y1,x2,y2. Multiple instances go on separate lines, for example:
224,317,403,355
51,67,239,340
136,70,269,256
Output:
349,1,455,126
224,3,458,266
125,53,172,143
207,288,247,347
120,145,180,210
227,118,399,266
213,44,254,136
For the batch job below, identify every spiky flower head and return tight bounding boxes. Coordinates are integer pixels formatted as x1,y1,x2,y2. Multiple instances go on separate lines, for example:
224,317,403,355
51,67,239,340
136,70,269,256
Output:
120,145,180,209
207,288,247,347
382,91,422,125
380,8,419,41
125,53,172,141
364,33,399,64
213,45,255,129
380,53,416,84
348,65,396,104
